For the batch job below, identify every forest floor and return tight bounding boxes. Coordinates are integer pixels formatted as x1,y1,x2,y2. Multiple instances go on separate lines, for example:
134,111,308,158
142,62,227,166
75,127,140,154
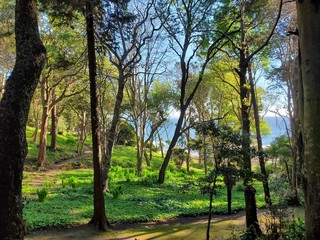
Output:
25,208,268,240
24,152,267,240
23,147,303,239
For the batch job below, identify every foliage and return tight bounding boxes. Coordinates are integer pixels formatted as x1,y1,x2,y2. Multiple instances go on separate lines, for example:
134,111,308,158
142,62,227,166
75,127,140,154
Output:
36,188,48,202
116,120,136,146
240,224,259,240
109,186,123,199
26,126,78,164
281,218,306,240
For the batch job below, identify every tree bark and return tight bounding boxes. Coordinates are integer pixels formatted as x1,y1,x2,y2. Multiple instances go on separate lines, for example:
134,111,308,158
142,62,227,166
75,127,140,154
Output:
248,61,272,207
85,1,109,230
38,104,49,167
101,75,126,191
0,0,46,239
296,2,320,239
158,108,185,183
227,185,232,215
50,104,57,152
32,96,40,142
239,53,261,233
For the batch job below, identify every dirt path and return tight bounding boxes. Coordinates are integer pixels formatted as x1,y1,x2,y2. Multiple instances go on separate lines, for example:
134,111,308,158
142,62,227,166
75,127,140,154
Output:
24,148,93,188
25,209,267,240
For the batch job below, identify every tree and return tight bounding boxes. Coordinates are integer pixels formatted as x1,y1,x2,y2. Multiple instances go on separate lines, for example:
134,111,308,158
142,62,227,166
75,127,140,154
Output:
97,0,161,190
296,1,320,239
38,0,110,230
229,0,283,233
0,0,15,99
157,0,236,184
267,2,300,205
0,0,14,38
125,32,169,175
85,0,109,230
248,60,272,207
0,0,46,238
37,19,86,166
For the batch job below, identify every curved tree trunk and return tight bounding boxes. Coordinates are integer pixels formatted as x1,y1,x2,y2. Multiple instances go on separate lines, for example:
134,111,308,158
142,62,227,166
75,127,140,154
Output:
0,0,46,239
101,75,126,191
158,108,185,184
248,62,272,207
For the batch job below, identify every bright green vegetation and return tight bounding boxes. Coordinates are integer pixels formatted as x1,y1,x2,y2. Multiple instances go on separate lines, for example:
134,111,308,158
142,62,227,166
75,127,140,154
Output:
26,126,80,164
23,144,267,231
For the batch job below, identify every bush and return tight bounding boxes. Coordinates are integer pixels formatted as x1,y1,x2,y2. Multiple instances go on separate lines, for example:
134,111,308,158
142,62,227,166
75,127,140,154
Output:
235,181,245,192
36,188,48,202
109,186,123,199
240,225,259,240
43,181,52,189
116,120,136,146
281,218,306,240
67,177,78,188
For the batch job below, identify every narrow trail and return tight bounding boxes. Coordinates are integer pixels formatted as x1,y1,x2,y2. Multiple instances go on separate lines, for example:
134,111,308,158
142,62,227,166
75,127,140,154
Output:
25,209,268,240
53,144,92,168
24,146,92,188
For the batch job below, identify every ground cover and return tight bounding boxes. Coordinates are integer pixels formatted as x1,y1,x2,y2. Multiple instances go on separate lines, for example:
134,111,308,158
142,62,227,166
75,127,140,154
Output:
26,127,79,164
23,144,266,232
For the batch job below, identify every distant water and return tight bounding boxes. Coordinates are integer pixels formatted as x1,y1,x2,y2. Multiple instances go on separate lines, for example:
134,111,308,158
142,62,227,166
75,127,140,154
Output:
151,116,290,148
262,116,290,147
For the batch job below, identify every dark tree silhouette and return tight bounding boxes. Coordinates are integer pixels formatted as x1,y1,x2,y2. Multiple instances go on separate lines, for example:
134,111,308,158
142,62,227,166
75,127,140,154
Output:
0,0,46,239
85,1,109,230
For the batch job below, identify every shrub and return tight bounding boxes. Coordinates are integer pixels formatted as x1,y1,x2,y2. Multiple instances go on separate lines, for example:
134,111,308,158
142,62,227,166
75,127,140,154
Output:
110,186,123,199
235,181,245,192
67,177,78,188
240,225,259,240
43,181,52,189
281,218,306,240
36,188,48,202
61,177,67,188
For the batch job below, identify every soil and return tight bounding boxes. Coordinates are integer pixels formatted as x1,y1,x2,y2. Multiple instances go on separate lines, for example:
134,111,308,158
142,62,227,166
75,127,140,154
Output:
25,209,268,240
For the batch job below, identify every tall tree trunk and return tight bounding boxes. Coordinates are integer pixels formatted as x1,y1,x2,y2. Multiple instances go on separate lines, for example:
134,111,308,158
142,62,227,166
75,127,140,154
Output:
50,104,57,152
0,0,46,239
85,1,109,231
248,61,272,207
237,1,261,234
77,111,87,154
32,97,40,142
158,107,185,183
239,53,261,235
157,130,164,158
135,122,143,176
185,130,191,174
101,76,126,191
38,106,49,166
288,54,300,205
296,2,320,239
227,185,232,215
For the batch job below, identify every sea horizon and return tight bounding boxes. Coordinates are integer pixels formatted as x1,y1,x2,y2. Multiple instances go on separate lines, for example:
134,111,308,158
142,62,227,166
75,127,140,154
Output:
150,115,290,149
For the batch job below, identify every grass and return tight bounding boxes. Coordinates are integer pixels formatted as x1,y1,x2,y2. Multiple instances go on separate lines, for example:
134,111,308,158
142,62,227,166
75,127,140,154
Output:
23,129,270,231
26,126,79,164
23,165,267,231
